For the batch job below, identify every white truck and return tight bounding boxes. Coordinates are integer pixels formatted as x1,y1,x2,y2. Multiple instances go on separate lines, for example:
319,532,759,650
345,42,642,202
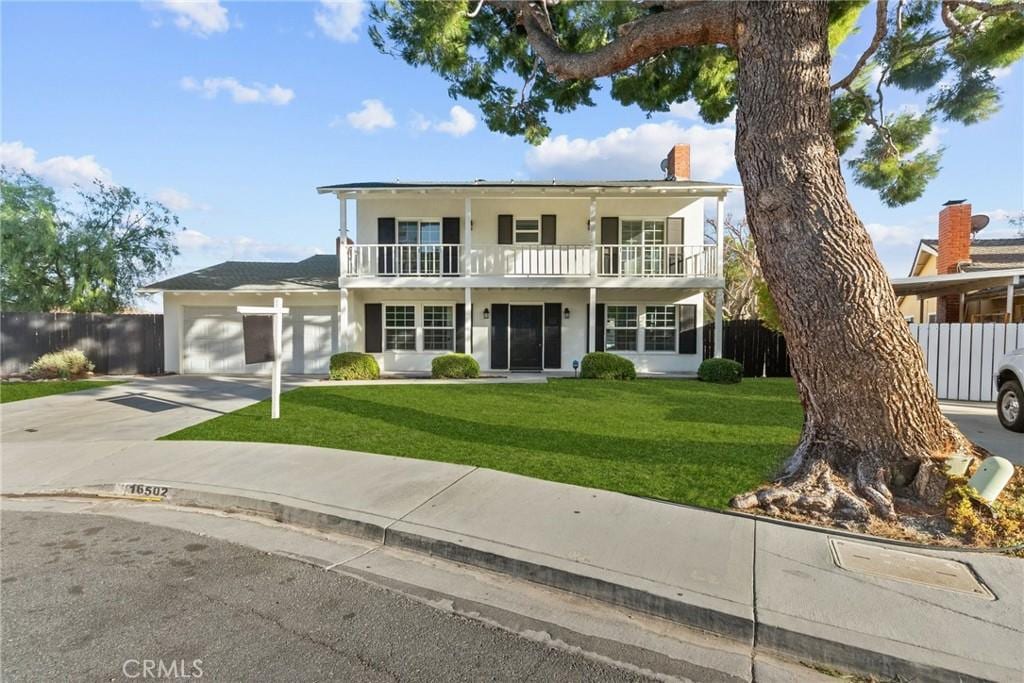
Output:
995,348,1024,432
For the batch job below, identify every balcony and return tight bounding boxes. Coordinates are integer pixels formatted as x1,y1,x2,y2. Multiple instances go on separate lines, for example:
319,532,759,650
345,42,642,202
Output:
343,244,717,279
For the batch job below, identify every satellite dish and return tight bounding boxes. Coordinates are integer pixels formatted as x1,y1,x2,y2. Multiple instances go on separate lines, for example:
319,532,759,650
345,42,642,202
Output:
971,214,990,233
660,158,669,174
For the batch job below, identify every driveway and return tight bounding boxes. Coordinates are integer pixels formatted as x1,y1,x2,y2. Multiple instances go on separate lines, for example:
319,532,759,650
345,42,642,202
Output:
941,402,1023,465
0,375,314,444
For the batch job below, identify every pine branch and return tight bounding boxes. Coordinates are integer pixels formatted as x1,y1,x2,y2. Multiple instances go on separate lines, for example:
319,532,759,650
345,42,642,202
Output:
831,0,889,92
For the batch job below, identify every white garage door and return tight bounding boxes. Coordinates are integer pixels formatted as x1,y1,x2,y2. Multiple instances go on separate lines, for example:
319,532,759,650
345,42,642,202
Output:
182,307,338,375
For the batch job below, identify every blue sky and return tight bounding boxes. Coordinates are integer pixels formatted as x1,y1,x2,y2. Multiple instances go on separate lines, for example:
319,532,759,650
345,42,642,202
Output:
3,1,1022,309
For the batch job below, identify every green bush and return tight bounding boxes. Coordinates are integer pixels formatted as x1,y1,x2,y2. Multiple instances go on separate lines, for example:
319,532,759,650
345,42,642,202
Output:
698,358,743,384
27,348,94,380
329,352,380,380
431,353,480,379
579,352,636,380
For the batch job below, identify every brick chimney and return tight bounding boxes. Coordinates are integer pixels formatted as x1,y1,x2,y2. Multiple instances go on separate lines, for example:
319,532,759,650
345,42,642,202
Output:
936,200,972,322
666,144,690,181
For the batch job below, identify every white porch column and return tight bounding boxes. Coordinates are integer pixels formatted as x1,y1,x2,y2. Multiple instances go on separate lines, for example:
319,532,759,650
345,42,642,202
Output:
338,288,351,352
589,197,598,277
464,287,472,352
715,194,725,278
714,289,724,358
463,197,472,276
1008,283,1015,321
588,287,597,353
338,195,348,278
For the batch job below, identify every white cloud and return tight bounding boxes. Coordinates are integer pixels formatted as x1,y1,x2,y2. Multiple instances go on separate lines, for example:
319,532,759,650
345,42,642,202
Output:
410,111,431,132
150,1,229,37
0,141,112,187
667,100,701,120
864,222,921,246
525,120,736,180
180,76,295,105
177,228,325,261
155,187,209,212
432,105,477,137
982,208,1022,222
315,0,365,43
992,65,1013,80
346,99,396,131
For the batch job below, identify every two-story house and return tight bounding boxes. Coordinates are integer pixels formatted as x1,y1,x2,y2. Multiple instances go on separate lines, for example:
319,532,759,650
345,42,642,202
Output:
144,144,737,375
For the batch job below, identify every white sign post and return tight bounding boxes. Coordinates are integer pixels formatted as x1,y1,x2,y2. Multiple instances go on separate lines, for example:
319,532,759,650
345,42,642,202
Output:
237,297,289,419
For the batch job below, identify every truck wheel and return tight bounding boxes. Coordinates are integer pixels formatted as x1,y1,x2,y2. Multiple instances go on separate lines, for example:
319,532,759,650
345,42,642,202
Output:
997,379,1024,432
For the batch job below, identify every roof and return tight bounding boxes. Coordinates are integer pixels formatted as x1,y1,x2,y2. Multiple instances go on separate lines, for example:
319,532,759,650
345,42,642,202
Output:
891,268,1024,297
909,237,1024,275
316,179,740,196
141,255,338,292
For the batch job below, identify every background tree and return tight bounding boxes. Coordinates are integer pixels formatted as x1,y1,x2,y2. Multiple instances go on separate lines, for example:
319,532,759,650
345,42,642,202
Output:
370,1,1024,525
704,214,763,321
1,169,179,313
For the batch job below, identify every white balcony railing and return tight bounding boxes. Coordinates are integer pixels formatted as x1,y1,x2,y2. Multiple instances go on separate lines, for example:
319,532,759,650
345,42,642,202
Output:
343,244,716,279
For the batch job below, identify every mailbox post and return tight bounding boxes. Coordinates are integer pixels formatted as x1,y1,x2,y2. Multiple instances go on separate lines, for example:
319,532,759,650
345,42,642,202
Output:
237,297,289,419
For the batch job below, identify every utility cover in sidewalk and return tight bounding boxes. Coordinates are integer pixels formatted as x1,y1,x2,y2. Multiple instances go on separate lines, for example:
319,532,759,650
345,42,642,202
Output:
829,538,993,599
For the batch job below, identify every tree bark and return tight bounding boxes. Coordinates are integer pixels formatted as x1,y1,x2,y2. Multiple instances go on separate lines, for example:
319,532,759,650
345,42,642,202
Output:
729,1,969,522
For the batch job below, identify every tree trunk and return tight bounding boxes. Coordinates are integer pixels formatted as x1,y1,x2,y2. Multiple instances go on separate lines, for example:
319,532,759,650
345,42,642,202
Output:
730,1,969,522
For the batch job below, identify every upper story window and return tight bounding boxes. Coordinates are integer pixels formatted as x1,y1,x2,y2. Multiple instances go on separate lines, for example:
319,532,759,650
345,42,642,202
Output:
620,219,666,275
514,218,540,244
398,219,441,274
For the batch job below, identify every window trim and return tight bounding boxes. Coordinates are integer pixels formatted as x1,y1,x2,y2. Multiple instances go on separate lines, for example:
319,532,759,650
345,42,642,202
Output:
602,302,688,355
422,303,456,352
617,216,667,246
642,304,677,353
383,304,417,352
604,304,639,352
396,218,444,244
513,216,541,245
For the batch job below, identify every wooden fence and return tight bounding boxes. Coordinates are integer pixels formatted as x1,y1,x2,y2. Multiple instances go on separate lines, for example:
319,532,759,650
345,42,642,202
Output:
908,323,1022,402
1,312,164,376
703,319,791,377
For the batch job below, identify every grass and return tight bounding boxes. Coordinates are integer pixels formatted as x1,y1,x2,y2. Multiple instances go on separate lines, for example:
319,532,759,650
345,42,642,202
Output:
0,379,124,404
163,378,802,509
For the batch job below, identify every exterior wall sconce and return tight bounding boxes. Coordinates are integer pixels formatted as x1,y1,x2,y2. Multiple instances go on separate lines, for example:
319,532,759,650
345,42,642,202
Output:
483,307,490,320
563,307,571,320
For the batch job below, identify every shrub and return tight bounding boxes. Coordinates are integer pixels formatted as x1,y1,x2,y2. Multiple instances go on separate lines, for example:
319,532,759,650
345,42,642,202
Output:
431,353,480,379
579,352,636,380
329,352,380,380
27,348,94,380
698,358,743,384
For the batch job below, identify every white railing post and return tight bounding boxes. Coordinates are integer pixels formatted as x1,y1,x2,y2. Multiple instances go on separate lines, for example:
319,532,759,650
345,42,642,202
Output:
716,194,725,278
463,197,472,277
338,196,348,279
589,197,598,277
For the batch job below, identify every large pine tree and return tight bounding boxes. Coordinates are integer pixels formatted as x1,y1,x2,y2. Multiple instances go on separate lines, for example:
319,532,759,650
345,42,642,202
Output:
369,1,1024,524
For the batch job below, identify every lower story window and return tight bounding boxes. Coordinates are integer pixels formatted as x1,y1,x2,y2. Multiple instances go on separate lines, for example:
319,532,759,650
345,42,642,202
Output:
423,305,454,351
385,305,416,351
605,305,637,351
644,305,676,352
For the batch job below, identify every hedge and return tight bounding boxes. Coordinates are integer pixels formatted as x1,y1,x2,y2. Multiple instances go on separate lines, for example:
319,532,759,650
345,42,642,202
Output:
27,348,94,380
579,352,636,380
329,352,380,380
431,353,480,379
698,358,743,384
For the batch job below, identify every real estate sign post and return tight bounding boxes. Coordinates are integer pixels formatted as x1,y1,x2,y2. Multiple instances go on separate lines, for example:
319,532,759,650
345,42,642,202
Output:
238,297,289,419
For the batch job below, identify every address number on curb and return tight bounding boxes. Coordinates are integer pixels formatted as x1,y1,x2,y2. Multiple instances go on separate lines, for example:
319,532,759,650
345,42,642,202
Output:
120,484,169,498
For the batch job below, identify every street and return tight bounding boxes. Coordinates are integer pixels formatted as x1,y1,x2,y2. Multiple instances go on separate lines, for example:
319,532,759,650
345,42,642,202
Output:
0,511,643,682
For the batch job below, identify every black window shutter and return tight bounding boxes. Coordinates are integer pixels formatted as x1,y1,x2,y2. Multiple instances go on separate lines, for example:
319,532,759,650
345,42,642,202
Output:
365,303,383,353
600,217,619,274
497,215,513,245
455,303,466,353
443,217,460,275
541,215,556,245
377,218,396,275
595,303,605,351
543,303,561,369
490,304,508,369
678,304,698,354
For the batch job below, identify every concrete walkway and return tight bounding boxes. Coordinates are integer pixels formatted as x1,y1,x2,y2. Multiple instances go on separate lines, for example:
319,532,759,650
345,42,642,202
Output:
3,435,1020,682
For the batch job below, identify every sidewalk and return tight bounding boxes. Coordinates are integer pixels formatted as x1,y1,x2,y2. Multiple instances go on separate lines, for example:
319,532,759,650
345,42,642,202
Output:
2,437,1020,682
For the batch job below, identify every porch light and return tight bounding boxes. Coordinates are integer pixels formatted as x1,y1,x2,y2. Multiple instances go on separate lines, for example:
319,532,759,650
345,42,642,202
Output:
483,307,490,320
563,307,571,320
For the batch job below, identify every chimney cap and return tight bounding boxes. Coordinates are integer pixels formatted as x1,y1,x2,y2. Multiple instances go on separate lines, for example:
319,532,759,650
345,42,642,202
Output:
942,199,967,206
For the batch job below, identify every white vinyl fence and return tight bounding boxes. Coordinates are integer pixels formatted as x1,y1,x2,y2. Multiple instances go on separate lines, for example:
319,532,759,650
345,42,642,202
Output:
909,323,1022,402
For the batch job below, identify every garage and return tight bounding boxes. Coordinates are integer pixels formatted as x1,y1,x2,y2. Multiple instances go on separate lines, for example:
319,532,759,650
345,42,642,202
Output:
182,306,338,375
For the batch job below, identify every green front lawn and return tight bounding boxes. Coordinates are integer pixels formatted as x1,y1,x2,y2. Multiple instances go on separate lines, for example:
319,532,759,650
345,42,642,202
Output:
0,380,124,404
163,378,802,509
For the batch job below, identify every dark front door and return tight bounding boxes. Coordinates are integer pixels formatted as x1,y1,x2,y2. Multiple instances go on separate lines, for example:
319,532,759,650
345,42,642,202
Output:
509,305,543,371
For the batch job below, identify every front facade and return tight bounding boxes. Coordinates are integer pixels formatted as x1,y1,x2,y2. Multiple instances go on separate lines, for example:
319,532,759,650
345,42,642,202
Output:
146,144,736,375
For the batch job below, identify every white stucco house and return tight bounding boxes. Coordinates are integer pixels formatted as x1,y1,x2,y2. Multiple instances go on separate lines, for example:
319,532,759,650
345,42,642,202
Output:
143,144,737,375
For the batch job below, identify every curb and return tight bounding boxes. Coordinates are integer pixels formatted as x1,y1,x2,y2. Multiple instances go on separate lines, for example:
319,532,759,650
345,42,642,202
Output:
8,483,1009,683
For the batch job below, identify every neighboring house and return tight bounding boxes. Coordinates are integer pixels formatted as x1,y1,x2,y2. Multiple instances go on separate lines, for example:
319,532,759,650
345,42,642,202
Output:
894,200,1024,323
143,144,736,375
